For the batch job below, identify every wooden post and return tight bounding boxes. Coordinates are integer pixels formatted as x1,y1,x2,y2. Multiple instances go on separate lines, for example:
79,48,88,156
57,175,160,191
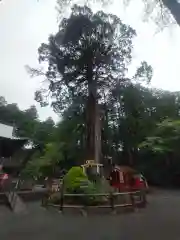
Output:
130,192,135,211
140,190,147,207
82,194,88,217
41,191,49,208
59,180,64,213
41,178,52,208
110,192,115,214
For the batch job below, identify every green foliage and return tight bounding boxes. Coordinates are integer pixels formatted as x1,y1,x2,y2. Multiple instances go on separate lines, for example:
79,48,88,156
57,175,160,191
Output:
0,97,55,147
64,167,88,193
62,167,109,205
63,166,96,204
49,180,108,206
28,4,152,161
139,119,180,154
22,142,64,178
29,4,141,113
21,152,43,179
55,0,180,31
24,5,180,187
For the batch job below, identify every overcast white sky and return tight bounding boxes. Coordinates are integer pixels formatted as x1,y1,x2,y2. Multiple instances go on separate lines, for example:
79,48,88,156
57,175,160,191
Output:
0,0,180,122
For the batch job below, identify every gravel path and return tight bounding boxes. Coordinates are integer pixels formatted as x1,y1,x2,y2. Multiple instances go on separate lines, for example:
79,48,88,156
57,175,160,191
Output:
0,189,180,240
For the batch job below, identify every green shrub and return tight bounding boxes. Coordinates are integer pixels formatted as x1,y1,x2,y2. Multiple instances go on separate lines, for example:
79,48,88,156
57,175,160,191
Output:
63,166,89,194
62,167,109,205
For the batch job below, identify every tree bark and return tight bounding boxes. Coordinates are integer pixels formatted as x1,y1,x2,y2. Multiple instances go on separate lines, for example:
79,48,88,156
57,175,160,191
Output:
162,0,180,26
86,57,102,163
86,93,96,160
95,104,102,163
86,58,96,161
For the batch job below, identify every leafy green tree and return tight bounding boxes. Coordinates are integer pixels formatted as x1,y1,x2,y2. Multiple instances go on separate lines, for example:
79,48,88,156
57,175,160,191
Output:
28,5,153,161
3,0,180,29
24,105,38,120
140,118,180,154
56,0,180,29
54,104,86,166
32,117,55,147
138,118,180,185
0,96,55,147
124,0,180,27
23,142,64,178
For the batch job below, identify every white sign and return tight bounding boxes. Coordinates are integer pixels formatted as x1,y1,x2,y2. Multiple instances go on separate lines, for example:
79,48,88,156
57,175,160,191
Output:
0,123,14,138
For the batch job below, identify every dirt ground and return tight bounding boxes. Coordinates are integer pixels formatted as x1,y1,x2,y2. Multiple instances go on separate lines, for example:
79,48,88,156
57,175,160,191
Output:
0,189,180,240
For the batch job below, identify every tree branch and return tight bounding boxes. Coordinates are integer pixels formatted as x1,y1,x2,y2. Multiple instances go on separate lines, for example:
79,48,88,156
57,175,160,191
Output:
162,0,180,26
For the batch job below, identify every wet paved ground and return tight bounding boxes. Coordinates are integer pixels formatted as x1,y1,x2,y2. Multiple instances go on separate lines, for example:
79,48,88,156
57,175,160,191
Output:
1,189,180,239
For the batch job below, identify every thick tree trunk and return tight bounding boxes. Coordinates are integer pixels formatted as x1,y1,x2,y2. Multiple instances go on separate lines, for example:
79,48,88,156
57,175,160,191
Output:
102,107,110,160
162,0,180,26
86,93,96,160
86,59,96,161
86,59,102,163
86,98,102,163
95,104,101,163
